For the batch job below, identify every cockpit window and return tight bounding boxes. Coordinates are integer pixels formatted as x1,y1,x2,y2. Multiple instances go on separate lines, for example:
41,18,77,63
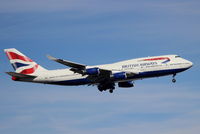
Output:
175,55,181,58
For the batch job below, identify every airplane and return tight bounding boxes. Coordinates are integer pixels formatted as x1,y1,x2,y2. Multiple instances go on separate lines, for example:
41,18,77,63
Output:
4,48,193,93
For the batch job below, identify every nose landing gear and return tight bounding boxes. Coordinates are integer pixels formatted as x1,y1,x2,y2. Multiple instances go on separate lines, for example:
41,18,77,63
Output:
172,74,176,83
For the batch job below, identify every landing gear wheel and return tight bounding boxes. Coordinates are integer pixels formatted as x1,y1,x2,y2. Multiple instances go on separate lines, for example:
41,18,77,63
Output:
98,85,104,92
109,89,113,93
172,74,176,83
172,78,176,83
99,89,103,92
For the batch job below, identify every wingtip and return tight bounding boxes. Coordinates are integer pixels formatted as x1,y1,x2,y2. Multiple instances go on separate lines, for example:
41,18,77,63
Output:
5,72,11,75
5,72,15,76
46,55,56,60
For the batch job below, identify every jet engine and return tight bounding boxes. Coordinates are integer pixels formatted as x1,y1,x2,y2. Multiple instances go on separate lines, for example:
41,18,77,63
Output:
112,72,127,80
118,81,134,88
85,67,100,75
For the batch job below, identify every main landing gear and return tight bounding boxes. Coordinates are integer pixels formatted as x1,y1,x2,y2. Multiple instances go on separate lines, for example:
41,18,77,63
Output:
109,88,114,93
172,74,176,83
98,83,115,93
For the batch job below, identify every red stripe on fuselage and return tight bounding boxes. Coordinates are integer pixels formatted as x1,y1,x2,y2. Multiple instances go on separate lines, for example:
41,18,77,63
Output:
6,52,33,62
143,57,170,61
20,64,38,74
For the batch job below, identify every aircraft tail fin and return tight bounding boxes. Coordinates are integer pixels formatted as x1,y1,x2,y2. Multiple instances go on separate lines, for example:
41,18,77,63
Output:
4,48,47,76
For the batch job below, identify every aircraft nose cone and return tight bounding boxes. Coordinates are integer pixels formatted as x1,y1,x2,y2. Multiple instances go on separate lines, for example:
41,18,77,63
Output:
189,61,193,68
187,61,193,68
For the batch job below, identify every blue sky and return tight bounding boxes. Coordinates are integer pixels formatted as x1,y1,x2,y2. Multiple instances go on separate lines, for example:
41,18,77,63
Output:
0,0,200,134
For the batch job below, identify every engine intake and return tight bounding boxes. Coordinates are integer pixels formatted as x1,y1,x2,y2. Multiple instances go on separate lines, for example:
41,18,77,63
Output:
85,67,100,75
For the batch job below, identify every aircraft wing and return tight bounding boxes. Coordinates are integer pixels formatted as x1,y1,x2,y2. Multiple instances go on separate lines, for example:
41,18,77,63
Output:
47,55,86,70
47,55,112,75
47,55,139,82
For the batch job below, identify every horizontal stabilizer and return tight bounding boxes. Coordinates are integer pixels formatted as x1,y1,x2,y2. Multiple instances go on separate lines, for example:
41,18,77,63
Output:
47,55,86,69
6,72,37,78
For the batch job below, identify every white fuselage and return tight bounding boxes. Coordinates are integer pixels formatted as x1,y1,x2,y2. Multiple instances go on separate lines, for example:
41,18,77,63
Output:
29,55,192,86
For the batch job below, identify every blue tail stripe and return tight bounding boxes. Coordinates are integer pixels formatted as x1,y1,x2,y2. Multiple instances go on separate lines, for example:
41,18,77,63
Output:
11,64,16,70
12,62,29,69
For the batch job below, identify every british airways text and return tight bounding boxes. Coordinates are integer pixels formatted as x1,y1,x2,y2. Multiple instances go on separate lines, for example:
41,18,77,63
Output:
122,62,157,69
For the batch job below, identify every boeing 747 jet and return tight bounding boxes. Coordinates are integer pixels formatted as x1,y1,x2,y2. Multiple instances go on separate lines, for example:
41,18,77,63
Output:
4,48,193,93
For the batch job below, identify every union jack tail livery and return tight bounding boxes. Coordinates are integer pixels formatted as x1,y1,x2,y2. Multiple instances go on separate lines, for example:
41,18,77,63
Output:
4,48,47,76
